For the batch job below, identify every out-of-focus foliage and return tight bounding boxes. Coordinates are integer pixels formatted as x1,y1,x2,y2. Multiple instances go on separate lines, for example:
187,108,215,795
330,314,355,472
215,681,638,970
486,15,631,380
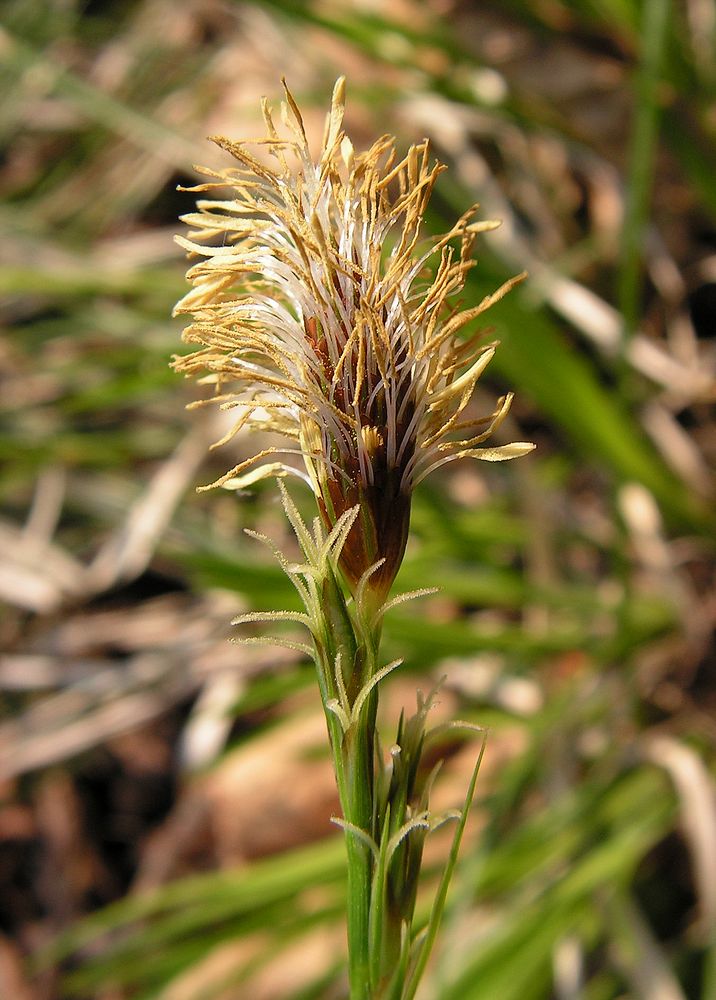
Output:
1,1,714,999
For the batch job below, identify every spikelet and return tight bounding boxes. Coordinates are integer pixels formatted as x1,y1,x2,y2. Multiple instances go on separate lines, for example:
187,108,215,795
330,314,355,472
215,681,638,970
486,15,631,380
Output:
174,78,533,601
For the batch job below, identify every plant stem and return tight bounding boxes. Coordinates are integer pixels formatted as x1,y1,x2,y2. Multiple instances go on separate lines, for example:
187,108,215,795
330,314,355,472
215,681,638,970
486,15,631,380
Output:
343,679,378,997
344,735,373,999
316,568,379,998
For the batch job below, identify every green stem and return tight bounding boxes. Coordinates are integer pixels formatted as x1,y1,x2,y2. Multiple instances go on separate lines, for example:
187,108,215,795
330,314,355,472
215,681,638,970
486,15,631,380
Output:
343,643,379,999
344,711,375,999
317,567,379,998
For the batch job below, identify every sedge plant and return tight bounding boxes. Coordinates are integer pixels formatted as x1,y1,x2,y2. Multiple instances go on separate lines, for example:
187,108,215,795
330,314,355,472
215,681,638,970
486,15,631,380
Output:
173,77,533,1000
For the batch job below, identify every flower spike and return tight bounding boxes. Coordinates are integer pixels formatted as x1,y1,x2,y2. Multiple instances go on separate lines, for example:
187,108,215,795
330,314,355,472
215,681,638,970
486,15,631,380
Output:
174,79,533,603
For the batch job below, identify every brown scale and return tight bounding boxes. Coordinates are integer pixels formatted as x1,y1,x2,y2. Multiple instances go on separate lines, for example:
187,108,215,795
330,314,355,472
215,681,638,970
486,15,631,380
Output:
304,302,416,600
304,315,347,414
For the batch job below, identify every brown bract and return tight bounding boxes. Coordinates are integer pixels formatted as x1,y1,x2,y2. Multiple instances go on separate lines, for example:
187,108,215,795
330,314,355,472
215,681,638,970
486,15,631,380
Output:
173,77,533,601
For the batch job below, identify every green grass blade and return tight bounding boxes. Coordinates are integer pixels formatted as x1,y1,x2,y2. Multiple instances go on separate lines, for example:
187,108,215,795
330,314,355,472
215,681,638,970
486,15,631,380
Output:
618,0,672,337
402,732,487,1000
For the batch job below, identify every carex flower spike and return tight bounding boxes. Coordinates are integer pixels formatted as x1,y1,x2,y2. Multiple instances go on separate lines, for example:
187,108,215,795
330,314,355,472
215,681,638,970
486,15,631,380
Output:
173,76,533,605
174,79,533,1000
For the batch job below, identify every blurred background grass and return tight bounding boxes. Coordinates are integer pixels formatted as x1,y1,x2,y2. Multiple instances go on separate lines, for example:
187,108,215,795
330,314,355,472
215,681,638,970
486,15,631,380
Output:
1,1,715,998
